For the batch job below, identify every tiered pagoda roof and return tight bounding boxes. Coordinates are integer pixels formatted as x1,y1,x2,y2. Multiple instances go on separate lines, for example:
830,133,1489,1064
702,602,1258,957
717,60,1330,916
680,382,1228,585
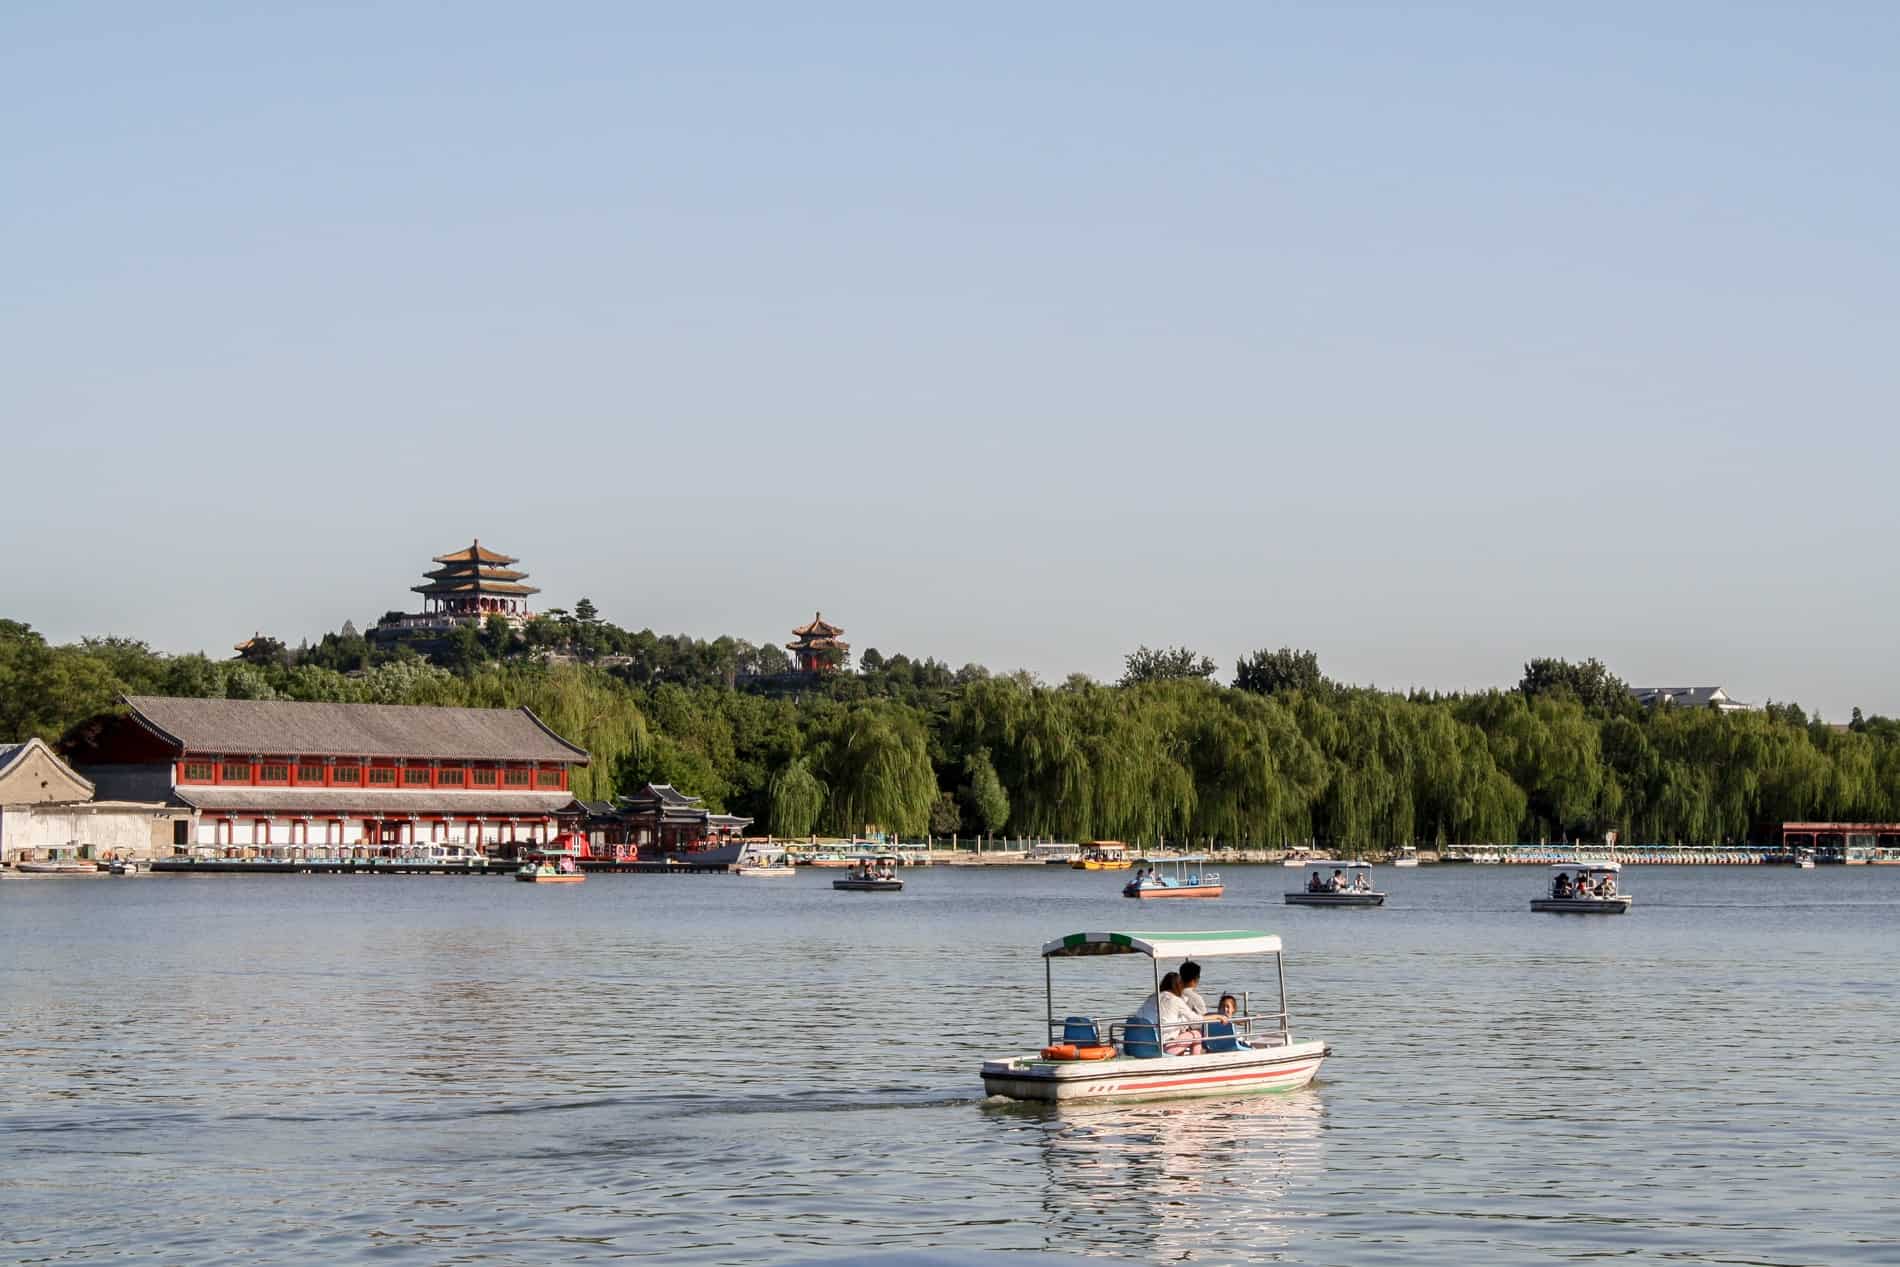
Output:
412,539,540,600
787,613,848,653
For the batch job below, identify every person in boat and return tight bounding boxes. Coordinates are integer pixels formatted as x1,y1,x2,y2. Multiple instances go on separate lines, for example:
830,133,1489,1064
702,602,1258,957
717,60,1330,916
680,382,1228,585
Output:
1352,872,1371,893
1330,868,1347,892
1600,874,1617,897
1552,871,1573,899
1308,870,1324,892
1134,971,1204,1055
1178,961,1210,1017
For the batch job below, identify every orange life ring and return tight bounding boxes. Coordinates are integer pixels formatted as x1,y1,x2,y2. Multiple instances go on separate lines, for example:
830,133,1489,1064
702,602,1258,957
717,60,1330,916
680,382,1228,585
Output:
1072,1045,1116,1061
1041,1044,1079,1061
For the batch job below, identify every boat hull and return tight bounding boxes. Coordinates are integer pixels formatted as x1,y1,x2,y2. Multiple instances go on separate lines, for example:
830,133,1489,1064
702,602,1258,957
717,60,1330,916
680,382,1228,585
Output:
516,872,584,884
1123,884,1224,899
833,878,903,891
15,862,100,874
981,1040,1328,1104
1284,892,1385,907
1531,896,1632,914
732,865,796,877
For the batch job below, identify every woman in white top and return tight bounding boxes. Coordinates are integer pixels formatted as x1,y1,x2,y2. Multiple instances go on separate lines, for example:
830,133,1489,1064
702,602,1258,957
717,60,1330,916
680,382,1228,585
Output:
1134,971,1205,1055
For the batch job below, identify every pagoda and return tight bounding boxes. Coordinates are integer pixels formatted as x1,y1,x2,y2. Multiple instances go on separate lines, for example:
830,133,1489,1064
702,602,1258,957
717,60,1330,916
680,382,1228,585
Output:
787,613,849,673
411,540,540,624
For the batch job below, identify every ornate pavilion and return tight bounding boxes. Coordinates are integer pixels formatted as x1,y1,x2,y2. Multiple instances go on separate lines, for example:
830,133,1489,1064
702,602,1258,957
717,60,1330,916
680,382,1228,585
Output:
787,613,849,673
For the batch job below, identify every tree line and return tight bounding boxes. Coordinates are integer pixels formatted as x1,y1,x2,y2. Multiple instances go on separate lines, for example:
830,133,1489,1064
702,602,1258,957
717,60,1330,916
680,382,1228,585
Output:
5,618,1897,849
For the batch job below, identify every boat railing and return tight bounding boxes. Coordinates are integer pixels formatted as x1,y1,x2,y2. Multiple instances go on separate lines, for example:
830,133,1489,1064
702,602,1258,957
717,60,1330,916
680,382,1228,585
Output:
1048,1007,1292,1050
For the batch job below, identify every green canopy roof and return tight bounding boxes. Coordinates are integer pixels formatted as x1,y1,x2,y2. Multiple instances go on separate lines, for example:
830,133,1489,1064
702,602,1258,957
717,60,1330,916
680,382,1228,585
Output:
1040,930,1283,960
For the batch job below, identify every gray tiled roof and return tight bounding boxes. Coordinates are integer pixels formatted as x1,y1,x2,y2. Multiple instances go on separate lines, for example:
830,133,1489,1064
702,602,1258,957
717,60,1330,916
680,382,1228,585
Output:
175,787,577,815
123,696,588,763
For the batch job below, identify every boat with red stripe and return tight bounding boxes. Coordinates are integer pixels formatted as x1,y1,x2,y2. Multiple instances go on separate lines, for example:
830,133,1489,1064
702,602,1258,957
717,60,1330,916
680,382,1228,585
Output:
979,930,1330,1104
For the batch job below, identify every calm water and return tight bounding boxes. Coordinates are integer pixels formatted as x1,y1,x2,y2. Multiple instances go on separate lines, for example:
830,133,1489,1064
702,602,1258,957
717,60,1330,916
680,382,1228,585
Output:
3,864,1897,1265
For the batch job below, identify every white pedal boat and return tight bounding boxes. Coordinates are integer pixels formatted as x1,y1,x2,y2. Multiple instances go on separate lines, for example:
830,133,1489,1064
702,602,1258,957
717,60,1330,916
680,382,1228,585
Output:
1285,860,1384,906
980,929,1329,1104
1532,862,1632,913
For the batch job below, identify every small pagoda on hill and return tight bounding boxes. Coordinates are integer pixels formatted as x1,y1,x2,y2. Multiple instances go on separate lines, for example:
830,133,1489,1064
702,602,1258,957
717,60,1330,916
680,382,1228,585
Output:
413,540,540,623
787,613,849,673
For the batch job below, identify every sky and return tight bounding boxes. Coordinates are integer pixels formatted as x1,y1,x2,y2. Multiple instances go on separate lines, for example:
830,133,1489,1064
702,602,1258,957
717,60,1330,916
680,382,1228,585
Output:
4,3,1897,717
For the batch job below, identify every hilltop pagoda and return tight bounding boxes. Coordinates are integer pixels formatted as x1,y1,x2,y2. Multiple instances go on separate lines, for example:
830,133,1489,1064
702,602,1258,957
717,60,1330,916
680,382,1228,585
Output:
412,540,540,623
787,613,849,673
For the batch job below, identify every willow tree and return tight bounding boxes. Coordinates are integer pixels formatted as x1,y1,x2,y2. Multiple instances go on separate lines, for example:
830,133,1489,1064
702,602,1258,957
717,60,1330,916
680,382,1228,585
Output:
767,756,826,838
809,704,937,837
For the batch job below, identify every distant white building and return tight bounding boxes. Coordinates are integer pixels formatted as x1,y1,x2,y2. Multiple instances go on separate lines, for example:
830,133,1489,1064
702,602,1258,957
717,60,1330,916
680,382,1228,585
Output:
1627,686,1752,713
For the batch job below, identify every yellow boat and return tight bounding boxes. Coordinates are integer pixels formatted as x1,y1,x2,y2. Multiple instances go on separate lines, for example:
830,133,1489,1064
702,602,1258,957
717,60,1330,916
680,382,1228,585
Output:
1071,842,1132,871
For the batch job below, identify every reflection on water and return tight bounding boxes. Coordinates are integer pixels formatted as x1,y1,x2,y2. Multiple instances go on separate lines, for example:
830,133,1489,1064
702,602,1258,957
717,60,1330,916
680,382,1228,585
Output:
2,865,1899,1264
1003,1092,1326,1261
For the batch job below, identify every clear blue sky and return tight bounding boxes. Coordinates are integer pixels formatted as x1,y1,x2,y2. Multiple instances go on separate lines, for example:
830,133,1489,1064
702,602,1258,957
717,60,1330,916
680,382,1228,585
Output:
5,4,1896,717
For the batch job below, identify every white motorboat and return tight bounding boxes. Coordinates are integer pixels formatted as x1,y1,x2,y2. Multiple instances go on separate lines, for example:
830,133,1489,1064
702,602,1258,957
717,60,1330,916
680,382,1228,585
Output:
1532,862,1631,914
1284,861,1385,907
980,929,1329,1104
1391,846,1420,868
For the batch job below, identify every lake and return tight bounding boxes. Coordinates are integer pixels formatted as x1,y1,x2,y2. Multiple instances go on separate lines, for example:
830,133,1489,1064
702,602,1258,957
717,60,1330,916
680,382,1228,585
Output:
3,863,1896,1265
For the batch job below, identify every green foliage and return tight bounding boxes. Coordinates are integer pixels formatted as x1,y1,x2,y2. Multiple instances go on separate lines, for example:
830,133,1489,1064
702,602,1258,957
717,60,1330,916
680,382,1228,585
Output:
1233,647,1326,697
768,757,826,838
1120,644,1218,686
960,749,1011,836
1519,657,1631,715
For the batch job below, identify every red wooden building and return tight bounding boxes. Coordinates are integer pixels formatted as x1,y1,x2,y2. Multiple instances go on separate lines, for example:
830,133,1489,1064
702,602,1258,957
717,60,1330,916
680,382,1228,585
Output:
63,696,588,856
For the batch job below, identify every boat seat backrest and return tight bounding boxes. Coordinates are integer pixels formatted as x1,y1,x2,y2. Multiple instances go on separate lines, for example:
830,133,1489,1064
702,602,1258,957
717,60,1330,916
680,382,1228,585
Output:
1122,1019,1164,1059
1203,1019,1240,1053
1062,1015,1100,1045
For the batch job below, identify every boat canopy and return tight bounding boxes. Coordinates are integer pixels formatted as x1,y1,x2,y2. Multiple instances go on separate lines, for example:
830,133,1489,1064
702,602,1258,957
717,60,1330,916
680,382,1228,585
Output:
1550,862,1621,872
1139,854,1210,864
1040,930,1282,960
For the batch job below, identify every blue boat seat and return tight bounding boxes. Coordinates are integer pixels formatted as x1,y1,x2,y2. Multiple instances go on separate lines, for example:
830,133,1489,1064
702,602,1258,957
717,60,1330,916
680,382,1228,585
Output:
1122,1019,1164,1059
1061,1015,1100,1045
1203,1019,1245,1053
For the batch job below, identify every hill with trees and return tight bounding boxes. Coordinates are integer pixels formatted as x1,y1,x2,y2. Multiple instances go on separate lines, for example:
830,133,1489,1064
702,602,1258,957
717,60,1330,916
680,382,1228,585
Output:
5,616,1896,850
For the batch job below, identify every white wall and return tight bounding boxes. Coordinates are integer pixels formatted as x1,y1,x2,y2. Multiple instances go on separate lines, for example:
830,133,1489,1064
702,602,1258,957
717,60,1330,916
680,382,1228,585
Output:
1,806,173,863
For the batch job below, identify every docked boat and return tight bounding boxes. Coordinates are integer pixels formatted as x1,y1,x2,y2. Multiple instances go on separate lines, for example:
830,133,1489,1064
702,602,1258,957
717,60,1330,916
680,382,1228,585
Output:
15,848,100,875
732,844,796,877
1391,846,1420,868
979,929,1330,1103
1027,842,1083,865
107,859,142,876
833,854,903,892
1071,842,1133,871
1284,861,1384,907
1532,862,1631,913
1279,848,1335,869
1794,850,1816,870
515,847,585,884
1123,855,1223,900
